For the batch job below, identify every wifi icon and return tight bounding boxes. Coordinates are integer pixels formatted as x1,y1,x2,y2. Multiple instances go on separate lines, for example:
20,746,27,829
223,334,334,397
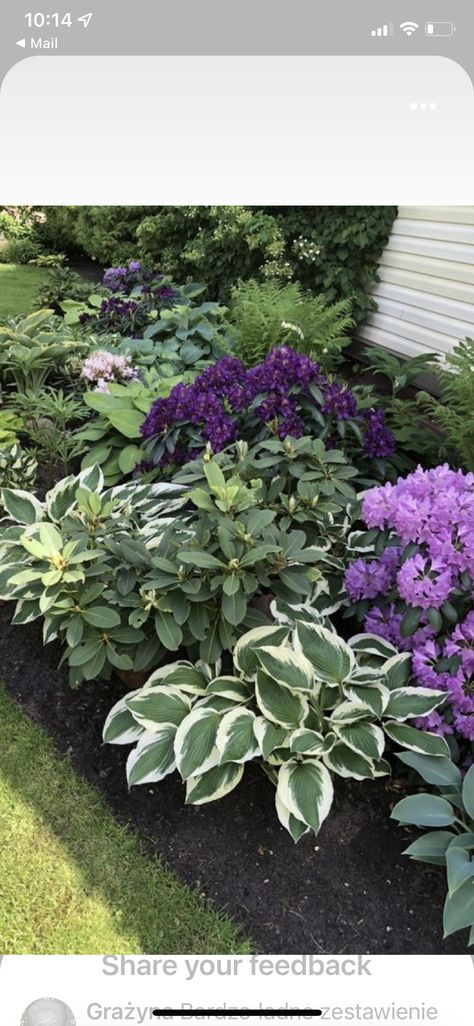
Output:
400,21,420,36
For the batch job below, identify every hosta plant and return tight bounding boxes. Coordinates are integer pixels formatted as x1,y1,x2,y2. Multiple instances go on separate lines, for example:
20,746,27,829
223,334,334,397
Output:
0,309,85,391
0,409,23,446
0,444,37,492
104,622,448,840
392,754,474,946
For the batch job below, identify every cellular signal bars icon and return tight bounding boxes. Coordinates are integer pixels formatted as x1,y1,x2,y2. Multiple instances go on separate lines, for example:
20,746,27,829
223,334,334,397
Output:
371,24,393,38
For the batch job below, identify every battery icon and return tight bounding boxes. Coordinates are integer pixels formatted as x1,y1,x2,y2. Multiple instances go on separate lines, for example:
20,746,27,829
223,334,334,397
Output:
425,22,456,37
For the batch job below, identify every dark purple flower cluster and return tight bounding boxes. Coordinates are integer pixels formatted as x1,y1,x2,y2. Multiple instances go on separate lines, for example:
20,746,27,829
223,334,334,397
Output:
102,261,156,294
345,464,474,744
141,346,394,468
363,408,397,459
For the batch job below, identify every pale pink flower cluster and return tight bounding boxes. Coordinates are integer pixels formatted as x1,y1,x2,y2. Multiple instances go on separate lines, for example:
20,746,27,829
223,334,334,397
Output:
80,350,139,393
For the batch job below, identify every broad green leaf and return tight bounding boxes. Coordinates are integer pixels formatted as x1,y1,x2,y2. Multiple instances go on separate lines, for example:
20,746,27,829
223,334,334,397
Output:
221,587,247,626
323,743,375,781
154,610,183,651
174,707,221,778
180,550,226,570
277,759,334,833
446,847,474,895
233,625,290,676
384,687,445,722
391,794,455,828
255,669,308,728
118,444,143,475
443,877,474,937
257,645,315,693
403,830,455,866
462,764,474,821
126,726,177,786
82,606,121,629
295,622,355,684
216,708,258,764
185,762,244,805
127,687,190,730
384,721,450,757
397,752,461,787
108,409,144,438
333,721,384,761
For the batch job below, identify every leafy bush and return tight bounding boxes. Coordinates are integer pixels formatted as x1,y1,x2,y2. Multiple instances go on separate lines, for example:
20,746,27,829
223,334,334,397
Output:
417,338,474,471
35,266,93,311
104,620,445,839
140,347,395,478
344,465,474,750
0,443,37,492
0,309,85,391
0,409,23,446
229,280,354,370
37,206,397,321
392,755,474,946
9,387,88,481
0,238,42,265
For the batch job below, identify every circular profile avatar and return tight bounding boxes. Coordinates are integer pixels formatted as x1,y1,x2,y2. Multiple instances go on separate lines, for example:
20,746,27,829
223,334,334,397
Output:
21,998,76,1026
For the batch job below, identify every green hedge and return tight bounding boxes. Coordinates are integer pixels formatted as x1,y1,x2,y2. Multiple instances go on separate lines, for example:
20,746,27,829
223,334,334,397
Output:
37,205,397,324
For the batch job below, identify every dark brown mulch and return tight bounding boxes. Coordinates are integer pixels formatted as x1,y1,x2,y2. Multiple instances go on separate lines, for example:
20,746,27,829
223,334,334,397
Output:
0,602,467,955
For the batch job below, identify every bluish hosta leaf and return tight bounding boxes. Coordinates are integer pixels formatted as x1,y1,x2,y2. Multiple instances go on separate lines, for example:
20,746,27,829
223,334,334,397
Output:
275,792,310,843
127,687,190,730
448,833,474,849
462,763,474,821
446,847,474,895
397,752,461,787
443,877,474,937
333,720,384,762
206,677,250,702
277,759,334,834
1,488,44,524
403,830,455,866
381,653,413,690
126,726,177,786
348,633,398,660
295,621,355,684
253,717,289,759
323,743,375,780
256,645,315,693
255,669,308,728
185,762,244,805
216,708,258,764
384,687,445,722
103,690,145,744
384,721,450,757
233,625,290,676
174,707,221,778
391,794,456,828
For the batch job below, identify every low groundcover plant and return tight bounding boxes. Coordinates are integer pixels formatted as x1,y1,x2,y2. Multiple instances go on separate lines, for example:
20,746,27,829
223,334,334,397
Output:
104,621,447,841
344,464,474,749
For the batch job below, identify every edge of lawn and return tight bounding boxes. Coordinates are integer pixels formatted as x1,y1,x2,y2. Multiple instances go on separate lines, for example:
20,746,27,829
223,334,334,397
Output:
0,684,253,955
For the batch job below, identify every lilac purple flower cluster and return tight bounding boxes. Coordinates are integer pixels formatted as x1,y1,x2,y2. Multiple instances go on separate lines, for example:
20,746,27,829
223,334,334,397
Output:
81,350,139,393
345,464,474,742
140,346,395,470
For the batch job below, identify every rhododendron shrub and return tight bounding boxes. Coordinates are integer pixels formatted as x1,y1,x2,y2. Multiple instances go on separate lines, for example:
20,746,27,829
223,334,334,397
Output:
344,465,474,748
140,346,395,475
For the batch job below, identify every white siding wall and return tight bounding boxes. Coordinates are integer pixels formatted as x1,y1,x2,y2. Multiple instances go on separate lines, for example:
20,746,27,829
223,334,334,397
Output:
358,207,474,360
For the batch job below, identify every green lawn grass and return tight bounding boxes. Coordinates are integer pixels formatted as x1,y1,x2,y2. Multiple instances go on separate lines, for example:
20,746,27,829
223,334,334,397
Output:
0,263,50,319
0,685,252,954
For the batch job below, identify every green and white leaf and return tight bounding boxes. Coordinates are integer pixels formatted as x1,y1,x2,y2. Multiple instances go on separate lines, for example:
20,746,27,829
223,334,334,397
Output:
185,763,244,805
253,717,289,758
277,759,334,833
295,622,355,684
384,687,445,722
257,645,315,693
174,707,221,778
323,743,375,781
255,669,308,728
333,721,385,762
216,708,259,764
384,721,450,757
233,625,290,676
103,690,146,744
275,792,310,843
126,687,191,730
126,726,177,786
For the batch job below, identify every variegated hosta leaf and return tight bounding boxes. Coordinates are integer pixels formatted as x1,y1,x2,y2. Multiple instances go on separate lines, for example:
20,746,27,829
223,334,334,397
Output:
277,759,334,834
275,792,310,843
233,625,290,676
256,645,315,693
174,707,221,779
126,687,191,730
384,721,450,757
323,743,376,781
103,690,146,745
45,474,79,521
344,683,390,719
255,669,309,728
216,708,259,764
381,652,413,690
126,726,177,786
253,717,289,758
295,622,355,685
185,763,244,805
330,700,373,725
157,663,208,695
145,662,195,689
206,676,251,702
0,488,44,525
290,728,335,756
348,633,398,661
333,721,385,762
384,687,446,722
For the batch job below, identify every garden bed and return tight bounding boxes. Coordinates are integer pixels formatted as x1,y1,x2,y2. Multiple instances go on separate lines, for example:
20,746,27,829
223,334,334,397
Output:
0,603,466,955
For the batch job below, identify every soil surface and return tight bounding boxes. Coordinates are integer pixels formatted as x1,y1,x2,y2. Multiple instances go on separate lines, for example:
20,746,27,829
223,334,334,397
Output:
0,602,467,954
